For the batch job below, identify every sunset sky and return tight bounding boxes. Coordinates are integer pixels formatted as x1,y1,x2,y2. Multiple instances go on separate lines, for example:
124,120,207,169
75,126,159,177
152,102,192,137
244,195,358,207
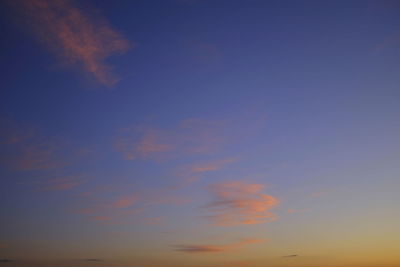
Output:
0,0,399,266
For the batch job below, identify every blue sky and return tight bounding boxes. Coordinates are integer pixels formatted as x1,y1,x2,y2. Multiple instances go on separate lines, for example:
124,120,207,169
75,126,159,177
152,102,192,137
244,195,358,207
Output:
0,1,399,266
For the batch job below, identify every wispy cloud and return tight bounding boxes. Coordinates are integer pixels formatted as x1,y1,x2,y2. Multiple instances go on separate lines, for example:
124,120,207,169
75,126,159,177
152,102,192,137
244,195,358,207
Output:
173,238,264,254
115,127,173,160
115,114,267,162
110,194,139,208
0,119,34,145
10,0,130,86
189,158,237,173
89,215,112,222
32,175,86,191
114,116,257,162
172,157,239,187
283,254,299,258
1,139,65,171
0,119,87,171
73,190,144,224
0,243,8,249
205,181,279,226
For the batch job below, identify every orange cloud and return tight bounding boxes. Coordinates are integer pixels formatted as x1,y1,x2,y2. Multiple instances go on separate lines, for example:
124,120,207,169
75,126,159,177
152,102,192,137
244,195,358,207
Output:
173,238,265,253
10,0,130,86
0,243,8,249
205,181,279,226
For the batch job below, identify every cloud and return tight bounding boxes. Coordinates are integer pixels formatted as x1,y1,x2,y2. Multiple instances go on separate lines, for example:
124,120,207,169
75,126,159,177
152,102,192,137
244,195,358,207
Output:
1,141,70,171
0,243,8,249
114,118,232,161
0,119,34,145
110,194,139,208
73,190,144,224
35,175,86,191
189,158,237,173
89,216,112,221
115,114,267,162
83,259,103,262
173,238,264,254
0,259,14,263
0,119,88,171
283,254,299,258
205,181,279,226
115,128,173,160
170,157,239,188
10,0,130,86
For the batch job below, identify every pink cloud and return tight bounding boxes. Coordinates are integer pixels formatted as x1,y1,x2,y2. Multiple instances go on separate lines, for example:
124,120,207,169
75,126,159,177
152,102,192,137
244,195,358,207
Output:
0,120,92,172
110,194,139,208
115,114,267,162
0,119,34,145
169,158,239,189
10,0,130,86
115,128,173,160
89,216,112,221
72,190,144,225
174,238,265,254
114,118,230,161
37,175,86,191
189,158,237,173
205,181,279,226
2,142,69,171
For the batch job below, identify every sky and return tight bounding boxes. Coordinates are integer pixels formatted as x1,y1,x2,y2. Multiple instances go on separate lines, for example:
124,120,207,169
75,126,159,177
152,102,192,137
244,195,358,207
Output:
0,0,399,266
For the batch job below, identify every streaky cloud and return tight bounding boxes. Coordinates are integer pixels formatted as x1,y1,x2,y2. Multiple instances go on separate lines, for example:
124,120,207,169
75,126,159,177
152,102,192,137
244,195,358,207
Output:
9,0,131,86
205,181,279,226
173,238,265,254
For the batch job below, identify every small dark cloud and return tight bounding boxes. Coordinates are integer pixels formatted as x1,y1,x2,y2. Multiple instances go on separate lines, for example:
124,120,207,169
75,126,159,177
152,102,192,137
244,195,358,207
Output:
83,259,104,262
283,254,299,258
0,259,14,263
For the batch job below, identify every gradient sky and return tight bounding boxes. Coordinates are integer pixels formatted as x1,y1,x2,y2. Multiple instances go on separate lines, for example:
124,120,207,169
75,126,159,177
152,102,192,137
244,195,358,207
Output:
1,0,400,266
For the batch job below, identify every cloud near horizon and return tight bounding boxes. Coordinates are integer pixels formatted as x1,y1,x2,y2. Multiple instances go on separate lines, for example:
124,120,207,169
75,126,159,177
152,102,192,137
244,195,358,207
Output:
173,238,265,254
205,181,279,226
10,0,131,86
